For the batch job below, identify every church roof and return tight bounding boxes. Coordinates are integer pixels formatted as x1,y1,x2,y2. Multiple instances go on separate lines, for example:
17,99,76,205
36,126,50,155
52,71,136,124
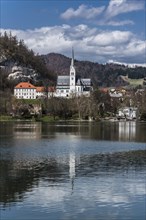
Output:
76,78,92,86
57,75,70,85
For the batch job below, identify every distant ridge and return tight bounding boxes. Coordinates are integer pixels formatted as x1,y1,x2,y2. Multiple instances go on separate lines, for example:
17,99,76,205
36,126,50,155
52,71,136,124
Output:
41,53,146,87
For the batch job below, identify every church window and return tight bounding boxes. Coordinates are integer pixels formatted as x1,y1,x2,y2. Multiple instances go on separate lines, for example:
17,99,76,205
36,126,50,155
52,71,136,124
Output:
71,77,74,80
71,72,74,75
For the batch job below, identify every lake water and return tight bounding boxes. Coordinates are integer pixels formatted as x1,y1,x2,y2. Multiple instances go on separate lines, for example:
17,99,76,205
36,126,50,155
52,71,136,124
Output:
0,121,146,220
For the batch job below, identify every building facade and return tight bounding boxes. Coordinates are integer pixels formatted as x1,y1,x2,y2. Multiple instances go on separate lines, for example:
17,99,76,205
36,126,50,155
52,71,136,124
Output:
117,107,138,120
14,82,37,99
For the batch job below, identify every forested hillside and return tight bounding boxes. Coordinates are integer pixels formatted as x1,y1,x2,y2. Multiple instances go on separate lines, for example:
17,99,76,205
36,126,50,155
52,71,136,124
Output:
42,53,146,87
0,32,55,91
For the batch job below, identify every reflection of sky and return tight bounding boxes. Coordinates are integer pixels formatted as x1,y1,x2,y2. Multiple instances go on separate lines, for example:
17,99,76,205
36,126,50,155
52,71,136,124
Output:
1,122,146,219
19,172,146,219
1,149,146,219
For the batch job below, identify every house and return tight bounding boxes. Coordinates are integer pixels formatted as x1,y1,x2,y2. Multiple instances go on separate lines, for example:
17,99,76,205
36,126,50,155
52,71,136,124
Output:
117,107,138,120
109,88,123,98
14,82,36,99
36,87,46,98
55,48,93,98
14,82,55,99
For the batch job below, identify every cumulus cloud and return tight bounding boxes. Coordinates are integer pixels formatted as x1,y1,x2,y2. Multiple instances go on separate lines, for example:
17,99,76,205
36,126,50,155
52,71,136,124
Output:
1,25,145,65
105,0,145,19
60,4,105,20
87,30,132,46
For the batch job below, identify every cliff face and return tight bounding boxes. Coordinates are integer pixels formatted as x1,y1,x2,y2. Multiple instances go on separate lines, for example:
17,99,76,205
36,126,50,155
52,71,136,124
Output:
4,64,39,82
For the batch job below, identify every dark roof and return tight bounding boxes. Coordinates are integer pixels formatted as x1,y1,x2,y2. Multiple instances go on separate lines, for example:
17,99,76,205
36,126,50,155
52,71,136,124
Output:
57,75,70,85
76,78,92,86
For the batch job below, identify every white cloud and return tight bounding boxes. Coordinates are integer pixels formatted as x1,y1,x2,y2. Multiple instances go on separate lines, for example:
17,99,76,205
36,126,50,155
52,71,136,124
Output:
103,20,134,26
105,0,145,19
60,4,105,20
0,25,145,65
88,30,132,46
60,1,144,27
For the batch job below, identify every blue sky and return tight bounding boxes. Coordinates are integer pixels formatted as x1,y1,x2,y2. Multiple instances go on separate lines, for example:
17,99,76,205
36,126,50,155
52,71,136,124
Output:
1,0,146,65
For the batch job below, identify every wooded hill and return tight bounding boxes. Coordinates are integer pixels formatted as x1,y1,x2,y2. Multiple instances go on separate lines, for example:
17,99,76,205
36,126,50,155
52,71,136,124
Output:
42,53,146,87
0,32,55,91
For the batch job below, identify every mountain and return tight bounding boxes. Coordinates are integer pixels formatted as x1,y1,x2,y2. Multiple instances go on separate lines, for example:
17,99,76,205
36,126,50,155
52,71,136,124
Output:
41,53,146,87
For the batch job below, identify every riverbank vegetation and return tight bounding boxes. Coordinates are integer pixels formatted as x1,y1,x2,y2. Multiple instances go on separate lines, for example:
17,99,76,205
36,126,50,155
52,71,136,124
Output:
0,88,146,121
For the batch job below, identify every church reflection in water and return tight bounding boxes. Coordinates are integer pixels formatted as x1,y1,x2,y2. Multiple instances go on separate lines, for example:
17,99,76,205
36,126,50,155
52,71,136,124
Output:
69,152,76,193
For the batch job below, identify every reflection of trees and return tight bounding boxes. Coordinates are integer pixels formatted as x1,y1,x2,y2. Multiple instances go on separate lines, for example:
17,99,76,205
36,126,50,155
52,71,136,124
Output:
76,150,146,177
1,150,146,207
0,158,68,207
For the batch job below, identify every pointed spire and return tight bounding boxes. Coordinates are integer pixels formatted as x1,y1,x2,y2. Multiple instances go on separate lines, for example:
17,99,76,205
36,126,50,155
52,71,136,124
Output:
71,47,74,66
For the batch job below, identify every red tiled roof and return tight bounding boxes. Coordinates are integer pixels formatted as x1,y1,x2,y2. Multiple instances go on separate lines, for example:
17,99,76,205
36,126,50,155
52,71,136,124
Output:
15,82,56,93
36,87,45,92
15,82,36,89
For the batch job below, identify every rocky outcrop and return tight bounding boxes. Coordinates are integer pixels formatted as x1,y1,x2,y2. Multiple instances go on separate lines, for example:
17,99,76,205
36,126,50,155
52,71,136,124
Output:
7,65,39,81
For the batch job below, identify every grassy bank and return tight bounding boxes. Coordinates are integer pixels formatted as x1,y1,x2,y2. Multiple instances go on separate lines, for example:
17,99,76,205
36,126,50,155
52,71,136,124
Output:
0,115,14,121
36,115,60,122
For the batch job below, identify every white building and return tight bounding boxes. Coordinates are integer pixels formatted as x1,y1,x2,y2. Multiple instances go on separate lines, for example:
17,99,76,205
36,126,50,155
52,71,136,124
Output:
117,107,138,120
55,48,92,98
14,82,55,99
14,82,37,99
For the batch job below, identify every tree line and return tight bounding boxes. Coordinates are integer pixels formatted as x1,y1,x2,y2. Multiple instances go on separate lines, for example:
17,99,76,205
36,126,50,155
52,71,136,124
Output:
1,88,145,120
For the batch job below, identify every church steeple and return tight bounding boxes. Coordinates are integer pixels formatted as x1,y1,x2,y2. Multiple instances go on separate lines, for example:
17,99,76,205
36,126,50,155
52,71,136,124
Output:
71,47,74,67
70,47,76,92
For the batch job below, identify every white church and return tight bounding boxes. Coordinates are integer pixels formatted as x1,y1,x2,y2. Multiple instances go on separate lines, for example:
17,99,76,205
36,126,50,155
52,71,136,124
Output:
54,48,93,98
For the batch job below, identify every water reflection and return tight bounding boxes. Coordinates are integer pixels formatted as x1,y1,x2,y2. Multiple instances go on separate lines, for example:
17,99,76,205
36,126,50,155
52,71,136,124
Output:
0,121,146,220
0,149,146,206
13,123,42,139
118,121,136,141
0,121,146,142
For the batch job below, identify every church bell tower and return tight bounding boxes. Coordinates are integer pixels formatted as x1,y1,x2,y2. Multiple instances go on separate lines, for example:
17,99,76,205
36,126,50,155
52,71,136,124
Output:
70,47,76,92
